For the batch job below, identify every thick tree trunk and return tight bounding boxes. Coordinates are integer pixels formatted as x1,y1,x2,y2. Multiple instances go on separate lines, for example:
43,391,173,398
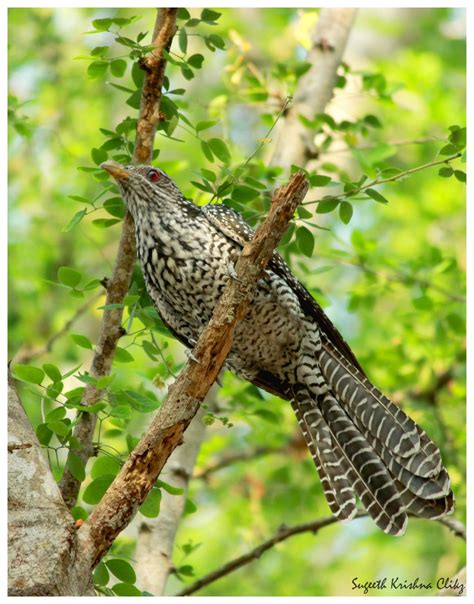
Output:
270,8,357,169
7,377,93,596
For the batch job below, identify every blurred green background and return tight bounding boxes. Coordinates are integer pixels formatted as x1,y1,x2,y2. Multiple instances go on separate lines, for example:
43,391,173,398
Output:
8,7,465,597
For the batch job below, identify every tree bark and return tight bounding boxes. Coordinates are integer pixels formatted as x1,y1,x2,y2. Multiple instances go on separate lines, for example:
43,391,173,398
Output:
270,8,357,169
8,376,94,596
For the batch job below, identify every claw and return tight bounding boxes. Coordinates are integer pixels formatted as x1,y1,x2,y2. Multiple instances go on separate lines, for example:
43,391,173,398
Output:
226,262,241,283
185,348,201,364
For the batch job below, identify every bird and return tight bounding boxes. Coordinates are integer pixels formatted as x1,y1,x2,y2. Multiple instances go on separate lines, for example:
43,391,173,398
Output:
101,159,454,536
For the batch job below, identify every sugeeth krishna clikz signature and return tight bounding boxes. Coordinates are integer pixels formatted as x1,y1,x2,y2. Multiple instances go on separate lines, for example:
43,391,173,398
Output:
352,576,464,595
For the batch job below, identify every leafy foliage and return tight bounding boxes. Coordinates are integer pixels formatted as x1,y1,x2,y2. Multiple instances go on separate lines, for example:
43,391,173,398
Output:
8,7,465,597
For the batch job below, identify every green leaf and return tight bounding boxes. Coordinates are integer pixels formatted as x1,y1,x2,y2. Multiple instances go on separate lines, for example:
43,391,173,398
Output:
177,564,194,577
446,312,465,334
208,138,231,163
254,408,279,423
120,390,159,413
296,226,314,257
196,120,217,132
42,363,62,383
206,33,226,50
454,170,466,183
92,18,112,31
438,166,453,177
339,201,353,224
112,583,141,596
366,188,389,204
87,60,108,79
103,197,125,218
45,407,66,422
82,475,115,504
71,334,93,350
200,140,214,162
310,174,332,187
13,364,45,385
231,186,260,203
68,452,86,481
201,8,221,22
156,479,184,495
139,488,162,518
67,194,94,205
91,45,108,57
110,59,127,77
316,198,339,214
92,218,121,229
449,126,466,150
93,562,110,587
363,114,382,128
36,423,53,445
47,419,71,437
413,295,433,311
63,209,87,232
91,147,108,165
439,144,458,156
187,53,204,69
178,27,188,53
184,498,197,515
91,456,121,480
115,347,134,363
105,559,137,584
177,8,191,20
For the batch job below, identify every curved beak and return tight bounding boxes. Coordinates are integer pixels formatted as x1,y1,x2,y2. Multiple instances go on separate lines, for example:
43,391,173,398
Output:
100,160,130,182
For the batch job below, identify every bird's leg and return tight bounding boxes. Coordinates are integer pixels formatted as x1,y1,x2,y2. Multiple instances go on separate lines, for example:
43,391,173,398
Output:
226,252,242,283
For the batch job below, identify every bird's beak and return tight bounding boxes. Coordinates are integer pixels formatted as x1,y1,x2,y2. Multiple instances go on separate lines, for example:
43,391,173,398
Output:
100,160,130,182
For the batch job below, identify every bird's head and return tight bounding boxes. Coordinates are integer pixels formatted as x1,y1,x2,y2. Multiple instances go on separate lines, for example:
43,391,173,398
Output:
100,160,185,217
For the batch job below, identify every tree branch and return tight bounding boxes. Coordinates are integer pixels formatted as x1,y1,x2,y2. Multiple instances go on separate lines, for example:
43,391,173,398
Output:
270,8,357,169
59,7,178,509
177,512,466,596
75,171,309,570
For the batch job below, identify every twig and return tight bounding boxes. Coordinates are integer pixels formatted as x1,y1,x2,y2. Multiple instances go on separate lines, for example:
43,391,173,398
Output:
194,445,285,480
177,511,367,596
302,153,462,207
315,251,466,303
177,512,466,596
59,8,178,509
75,172,309,570
14,292,102,364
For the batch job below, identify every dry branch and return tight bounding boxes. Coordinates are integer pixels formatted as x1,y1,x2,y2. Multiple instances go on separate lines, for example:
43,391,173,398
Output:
177,512,466,596
59,7,178,509
76,171,309,570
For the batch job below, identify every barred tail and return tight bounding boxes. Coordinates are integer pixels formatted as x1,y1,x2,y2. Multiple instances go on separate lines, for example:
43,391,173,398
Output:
291,340,453,534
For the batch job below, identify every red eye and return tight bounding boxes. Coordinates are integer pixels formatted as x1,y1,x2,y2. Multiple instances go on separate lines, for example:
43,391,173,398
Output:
147,169,161,182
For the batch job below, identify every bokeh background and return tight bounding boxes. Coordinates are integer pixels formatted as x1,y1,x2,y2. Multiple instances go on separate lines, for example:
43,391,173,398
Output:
9,7,466,596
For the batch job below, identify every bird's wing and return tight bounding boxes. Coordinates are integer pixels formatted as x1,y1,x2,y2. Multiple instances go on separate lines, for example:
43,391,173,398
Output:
202,203,367,376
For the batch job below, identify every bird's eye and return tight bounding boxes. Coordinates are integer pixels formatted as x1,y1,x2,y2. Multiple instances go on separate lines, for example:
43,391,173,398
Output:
147,169,161,183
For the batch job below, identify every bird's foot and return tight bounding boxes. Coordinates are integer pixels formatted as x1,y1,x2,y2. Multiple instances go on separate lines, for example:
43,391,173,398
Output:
226,262,241,283
185,348,201,365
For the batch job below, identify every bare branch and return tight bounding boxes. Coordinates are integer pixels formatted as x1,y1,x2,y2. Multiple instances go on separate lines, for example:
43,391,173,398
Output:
177,511,367,596
59,8,178,509
177,512,466,596
75,172,309,570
